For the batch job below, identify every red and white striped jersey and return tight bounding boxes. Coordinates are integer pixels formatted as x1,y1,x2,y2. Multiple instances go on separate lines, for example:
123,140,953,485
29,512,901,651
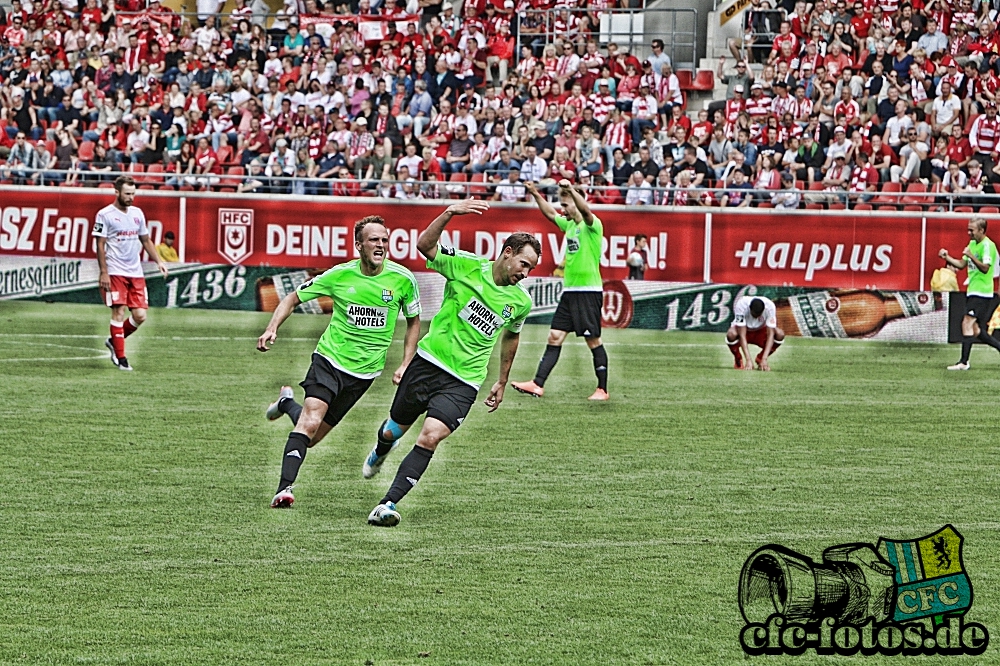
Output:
588,93,616,123
725,97,746,124
970,115,1000,153
603,120,630,148
745,95,773,120
789,97,813,120
770,94,795,118
850,164,879,191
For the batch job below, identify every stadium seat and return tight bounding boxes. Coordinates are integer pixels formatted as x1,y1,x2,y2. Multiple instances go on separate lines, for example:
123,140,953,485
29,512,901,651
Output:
829,203,846,209
955,206,974,213
805,202,824,209
448,172,468,198
854,203,872,210
469,172,488,198
78,141,95,162
138,185,155,190
145,163,165,185
903,205,922,211
900,182,931,207
220,165,244,188
97,182,115,188
757,202,773,208
691,70,715,91
127,163,145,178
676,70,694,90
216,145,235,166
981,206,1000,213
877,205,897,211
178,184,195,191
44,139,56,156
871,181,901,207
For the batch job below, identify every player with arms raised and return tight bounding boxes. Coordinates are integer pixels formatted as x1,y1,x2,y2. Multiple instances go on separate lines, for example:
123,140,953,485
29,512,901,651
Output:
94,175,169,371
257,216,421,509
726,296,784,371
365,200,539,527
512,179,610,401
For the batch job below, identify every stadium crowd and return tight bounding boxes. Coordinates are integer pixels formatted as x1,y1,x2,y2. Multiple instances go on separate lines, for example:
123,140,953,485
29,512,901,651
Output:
3,0,1000,208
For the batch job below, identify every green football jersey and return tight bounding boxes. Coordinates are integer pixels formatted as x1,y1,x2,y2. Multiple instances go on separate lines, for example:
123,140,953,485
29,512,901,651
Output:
555,213,603,291
417,246,533,389
297,259,420,378
966,236,997,298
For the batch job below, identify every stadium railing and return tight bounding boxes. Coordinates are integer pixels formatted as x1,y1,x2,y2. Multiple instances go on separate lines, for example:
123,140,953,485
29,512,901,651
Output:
4,168,995,212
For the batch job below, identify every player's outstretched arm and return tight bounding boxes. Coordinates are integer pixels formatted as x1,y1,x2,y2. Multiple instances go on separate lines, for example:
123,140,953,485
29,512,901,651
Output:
485,329,519,412
560,179,594,225
416,199,490,261
393,315,421,385
257,292,302,352
525,181,560,223
140,234,169,277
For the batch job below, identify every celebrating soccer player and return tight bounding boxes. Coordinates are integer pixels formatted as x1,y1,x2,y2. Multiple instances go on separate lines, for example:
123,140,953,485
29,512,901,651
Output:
726,295,784,371
512,179,609,401
940,216,1000,370
365,200,539,527
94,175,169,371
257,216,422,509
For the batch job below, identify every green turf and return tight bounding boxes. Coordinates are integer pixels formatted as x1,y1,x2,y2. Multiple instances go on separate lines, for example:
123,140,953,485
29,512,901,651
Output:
1,300,998,665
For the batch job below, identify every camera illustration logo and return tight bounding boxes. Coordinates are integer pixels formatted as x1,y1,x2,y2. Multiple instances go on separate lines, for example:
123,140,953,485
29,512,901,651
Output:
738,525,989,655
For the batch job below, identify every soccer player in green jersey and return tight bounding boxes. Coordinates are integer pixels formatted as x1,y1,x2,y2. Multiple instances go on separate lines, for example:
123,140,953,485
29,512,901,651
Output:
512,179,610,401
365,200,540,527
256,216,421,508
940,216,1000,370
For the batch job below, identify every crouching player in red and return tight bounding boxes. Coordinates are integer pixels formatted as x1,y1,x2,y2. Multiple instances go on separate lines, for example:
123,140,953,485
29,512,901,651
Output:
726,295,784,371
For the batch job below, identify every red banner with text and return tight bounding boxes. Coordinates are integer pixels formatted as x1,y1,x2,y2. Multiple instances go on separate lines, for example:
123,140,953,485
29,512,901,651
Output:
0,188,984,291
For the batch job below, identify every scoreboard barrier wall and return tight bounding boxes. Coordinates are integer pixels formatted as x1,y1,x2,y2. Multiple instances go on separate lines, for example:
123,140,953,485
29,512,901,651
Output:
0,187,979,343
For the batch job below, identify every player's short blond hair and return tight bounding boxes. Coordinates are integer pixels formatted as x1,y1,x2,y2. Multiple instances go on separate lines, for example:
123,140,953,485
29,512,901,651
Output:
971,216,988,232
354,215,387,243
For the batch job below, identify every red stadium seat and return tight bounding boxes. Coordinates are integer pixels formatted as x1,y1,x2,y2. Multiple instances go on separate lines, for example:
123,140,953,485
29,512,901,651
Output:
216,144,235,166
903,205,922,211
219,166,244,189
145,163,165,185
676,69,694,90
447,172,468,198
854,203,872,210
981,206,1000,213
805,202,824,209
98,182,115,188
955,206,974,213
469,172,488,198
900,182,931,207
44,139,56,155
78,141,95,162
829,203,846,210
877,205,897,210
871,181,901,206
691,70,715,91
757,202,773,208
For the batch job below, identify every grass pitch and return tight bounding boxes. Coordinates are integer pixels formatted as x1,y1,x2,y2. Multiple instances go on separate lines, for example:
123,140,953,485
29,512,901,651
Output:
1,301,999,665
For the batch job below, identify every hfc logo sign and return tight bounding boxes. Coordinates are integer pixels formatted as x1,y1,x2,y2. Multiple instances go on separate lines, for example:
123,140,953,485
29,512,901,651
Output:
218,208,254,264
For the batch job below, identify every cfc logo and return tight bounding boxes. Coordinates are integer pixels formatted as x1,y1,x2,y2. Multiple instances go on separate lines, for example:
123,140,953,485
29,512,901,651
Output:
218,208,254,264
